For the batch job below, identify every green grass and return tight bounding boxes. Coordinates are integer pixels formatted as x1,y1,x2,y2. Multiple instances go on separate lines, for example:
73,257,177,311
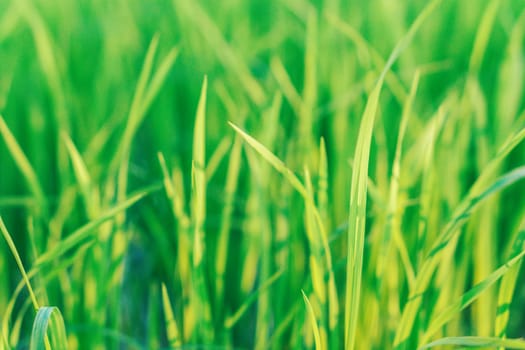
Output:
1,0,525,349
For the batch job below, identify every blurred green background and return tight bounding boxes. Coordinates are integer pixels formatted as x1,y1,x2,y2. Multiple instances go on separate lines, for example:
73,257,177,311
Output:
1,0,524,349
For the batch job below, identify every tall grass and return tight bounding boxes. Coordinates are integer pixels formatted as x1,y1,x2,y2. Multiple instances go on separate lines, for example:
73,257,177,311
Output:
1,0,525,349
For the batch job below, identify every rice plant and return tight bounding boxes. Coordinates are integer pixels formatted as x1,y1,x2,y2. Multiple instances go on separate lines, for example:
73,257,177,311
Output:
1,0,525,349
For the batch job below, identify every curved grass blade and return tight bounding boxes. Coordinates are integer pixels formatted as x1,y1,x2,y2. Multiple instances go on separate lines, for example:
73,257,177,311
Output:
192,76,208,268
62,132,99,219
344,1,442,348
214,135,243,320
468,0,501,75
228,122,306,197
205,136,232,180
270,56,302,116
302,290,322,350
30,307,67,350
62,132,92,198
1,241,92,348
344,73,381,350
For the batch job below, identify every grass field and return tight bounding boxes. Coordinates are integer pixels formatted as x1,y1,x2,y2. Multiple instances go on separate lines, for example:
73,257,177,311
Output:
1,0,525,349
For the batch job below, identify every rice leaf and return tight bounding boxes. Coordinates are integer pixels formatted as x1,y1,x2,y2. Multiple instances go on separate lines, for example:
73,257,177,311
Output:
61,132,99,220
344,1,442,348
225,270,283,329
468,0,501,75
0,116,46,216
34,191,147,267
161,284,181,348
62,132,91,198
0,217,39,310
192,76,207,268
270,56,302,116
317,138,329,225
30,307,67,350
302,290,323,350
344,74,381,350
139,47,180,117
190,76,213,341
205,136,232,180
230,119,340,333
228,122,306,197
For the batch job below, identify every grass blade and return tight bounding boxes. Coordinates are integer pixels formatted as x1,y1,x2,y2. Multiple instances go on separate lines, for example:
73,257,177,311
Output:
190,76,213,342
0,116,46,216
174,0,266,106
30,307,68,350
225,270,283,329
228,122,306,197
302,290,323,350
344,1,442,348
214,135,243,320
468,0,501,75
344,74,381,350
0,217,39,310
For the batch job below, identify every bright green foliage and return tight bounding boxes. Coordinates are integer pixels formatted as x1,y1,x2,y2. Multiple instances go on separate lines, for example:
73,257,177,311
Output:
30,307,68,350
1,0,525,349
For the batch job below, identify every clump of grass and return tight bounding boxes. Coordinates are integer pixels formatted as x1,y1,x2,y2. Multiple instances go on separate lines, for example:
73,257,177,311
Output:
1,0,525,349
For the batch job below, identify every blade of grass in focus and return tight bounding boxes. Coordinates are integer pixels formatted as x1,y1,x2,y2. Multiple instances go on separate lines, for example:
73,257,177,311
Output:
30,307,68,350
344,1,442,348
190,76,214,342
